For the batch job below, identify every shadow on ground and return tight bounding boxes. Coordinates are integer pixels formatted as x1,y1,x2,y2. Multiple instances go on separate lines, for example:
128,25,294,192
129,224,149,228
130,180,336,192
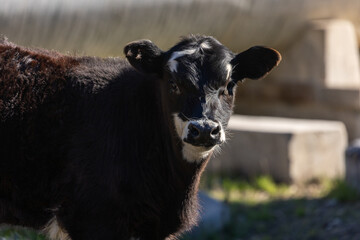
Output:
183,196,360,240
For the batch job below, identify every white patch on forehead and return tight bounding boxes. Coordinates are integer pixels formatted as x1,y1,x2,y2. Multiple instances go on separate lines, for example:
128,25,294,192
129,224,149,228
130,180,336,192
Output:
167,48,197,73
226,64,232,80
200,41,211,49
42,217,71,240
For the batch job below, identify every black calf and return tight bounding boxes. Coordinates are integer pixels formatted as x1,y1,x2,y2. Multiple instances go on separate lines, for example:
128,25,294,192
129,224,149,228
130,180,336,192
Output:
0,35,280,240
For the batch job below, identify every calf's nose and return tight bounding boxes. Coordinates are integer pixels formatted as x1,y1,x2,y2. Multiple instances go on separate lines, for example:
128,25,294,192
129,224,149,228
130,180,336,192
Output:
186,120,221,147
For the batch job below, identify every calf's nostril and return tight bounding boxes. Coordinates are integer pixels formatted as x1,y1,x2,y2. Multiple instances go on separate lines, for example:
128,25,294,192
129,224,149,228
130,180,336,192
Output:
211,125,220,136
189,124,200,138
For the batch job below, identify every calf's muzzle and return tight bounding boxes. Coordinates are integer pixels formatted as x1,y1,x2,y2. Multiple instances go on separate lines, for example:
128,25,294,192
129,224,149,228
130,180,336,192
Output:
185,120,222,147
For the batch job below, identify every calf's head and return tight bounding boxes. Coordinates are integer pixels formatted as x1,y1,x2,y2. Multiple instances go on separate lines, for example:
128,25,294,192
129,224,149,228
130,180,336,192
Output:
124,35,281,162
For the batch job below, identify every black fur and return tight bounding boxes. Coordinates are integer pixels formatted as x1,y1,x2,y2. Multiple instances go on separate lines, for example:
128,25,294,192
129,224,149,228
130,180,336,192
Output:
0,35,280,240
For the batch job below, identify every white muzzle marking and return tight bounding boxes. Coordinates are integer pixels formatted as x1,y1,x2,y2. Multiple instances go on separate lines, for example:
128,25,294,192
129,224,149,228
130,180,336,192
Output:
173,113,225,163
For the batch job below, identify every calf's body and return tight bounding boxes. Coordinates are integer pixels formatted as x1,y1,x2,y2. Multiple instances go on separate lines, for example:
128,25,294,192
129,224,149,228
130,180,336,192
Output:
0,36,280,239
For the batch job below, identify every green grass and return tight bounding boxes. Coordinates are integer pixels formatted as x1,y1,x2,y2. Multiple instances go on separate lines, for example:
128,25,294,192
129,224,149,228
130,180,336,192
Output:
254,176,289,196
202,174,360,204
202,174,291,204
0,227,46,240
326,179,360,202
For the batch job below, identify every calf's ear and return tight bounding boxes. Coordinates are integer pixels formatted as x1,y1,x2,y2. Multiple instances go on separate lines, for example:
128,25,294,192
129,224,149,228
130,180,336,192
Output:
230,46,281,82
124,40,164,76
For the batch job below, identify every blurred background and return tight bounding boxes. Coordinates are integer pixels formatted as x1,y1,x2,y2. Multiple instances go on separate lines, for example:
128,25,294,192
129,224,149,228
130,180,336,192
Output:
1,0,360,239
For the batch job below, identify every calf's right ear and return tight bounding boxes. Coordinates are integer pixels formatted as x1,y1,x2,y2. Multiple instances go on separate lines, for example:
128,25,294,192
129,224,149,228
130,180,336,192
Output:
124,40,164,76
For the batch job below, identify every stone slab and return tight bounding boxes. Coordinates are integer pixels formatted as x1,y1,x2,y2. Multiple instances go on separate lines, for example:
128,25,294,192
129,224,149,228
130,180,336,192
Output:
234,19,360,140
233,97,360,141
208,115,347,183
271,19,360,89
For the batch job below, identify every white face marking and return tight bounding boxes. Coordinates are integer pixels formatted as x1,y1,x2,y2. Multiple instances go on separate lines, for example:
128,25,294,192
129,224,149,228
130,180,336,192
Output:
182,143,214,163
181,121,191,140
220,127,226,142
173,113,188,138
172,113,226,163
167,48,197,73
200,41,211,49
42,217,71,240
226,64,232,80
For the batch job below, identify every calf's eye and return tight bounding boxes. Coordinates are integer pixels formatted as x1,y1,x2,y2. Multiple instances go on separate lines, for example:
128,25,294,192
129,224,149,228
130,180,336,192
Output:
169,79,180,94
226,81,236,96
218,87,227,97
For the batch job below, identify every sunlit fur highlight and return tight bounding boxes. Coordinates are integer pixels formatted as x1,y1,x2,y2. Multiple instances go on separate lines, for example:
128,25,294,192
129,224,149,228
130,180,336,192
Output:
226,64,232,80
42,217,70,240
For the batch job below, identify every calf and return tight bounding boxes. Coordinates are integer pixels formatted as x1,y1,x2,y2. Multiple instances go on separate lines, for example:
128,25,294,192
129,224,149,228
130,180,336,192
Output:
0,35,280,240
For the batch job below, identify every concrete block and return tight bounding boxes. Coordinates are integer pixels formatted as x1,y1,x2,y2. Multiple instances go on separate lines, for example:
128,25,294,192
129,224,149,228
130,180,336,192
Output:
234,20,360,140
271,19,360,89
208,115,347,183
233,95,360,141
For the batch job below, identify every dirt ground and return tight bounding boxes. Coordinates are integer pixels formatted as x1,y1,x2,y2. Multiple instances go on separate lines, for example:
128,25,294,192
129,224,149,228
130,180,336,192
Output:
182,176,360,240
209,197,360,240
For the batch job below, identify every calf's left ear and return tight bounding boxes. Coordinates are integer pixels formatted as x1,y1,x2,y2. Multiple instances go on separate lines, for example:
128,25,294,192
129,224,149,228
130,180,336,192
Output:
124,40,164,76
230,46,281,82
